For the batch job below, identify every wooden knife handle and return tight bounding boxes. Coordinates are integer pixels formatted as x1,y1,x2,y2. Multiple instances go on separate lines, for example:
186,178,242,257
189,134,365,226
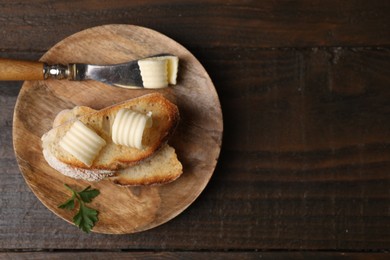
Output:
0,58,44,81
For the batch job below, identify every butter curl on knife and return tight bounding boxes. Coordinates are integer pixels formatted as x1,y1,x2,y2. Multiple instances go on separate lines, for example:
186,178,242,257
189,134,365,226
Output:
0,54,179,89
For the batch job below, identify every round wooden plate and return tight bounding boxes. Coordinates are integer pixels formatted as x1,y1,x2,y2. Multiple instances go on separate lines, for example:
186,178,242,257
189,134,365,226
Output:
12,24,223,234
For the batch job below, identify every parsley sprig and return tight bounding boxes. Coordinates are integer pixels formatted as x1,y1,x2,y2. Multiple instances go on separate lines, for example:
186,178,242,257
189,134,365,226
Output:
58,184,100,233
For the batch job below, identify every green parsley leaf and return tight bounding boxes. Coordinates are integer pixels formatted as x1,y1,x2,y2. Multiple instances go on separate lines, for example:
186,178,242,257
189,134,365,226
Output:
73,203,99,233
78,186,100,203
58,184,100,233
58,196,75,210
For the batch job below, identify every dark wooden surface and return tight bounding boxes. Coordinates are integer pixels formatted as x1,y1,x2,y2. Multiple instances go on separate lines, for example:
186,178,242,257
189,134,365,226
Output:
1,0,390,258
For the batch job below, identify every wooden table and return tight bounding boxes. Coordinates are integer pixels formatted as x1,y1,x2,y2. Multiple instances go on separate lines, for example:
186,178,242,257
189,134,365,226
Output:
1,1,389,258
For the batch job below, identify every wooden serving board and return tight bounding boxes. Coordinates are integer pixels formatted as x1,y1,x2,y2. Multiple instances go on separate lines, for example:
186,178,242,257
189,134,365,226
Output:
12,25,223,234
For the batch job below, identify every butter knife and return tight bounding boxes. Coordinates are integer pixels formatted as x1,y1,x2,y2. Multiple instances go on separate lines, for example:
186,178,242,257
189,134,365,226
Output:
0,54,178,89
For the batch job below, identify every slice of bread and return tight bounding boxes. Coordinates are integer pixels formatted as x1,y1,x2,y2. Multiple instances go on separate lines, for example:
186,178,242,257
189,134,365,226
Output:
41,93,183,184
110,144,182,186
43,142,183,184
42,93,179,170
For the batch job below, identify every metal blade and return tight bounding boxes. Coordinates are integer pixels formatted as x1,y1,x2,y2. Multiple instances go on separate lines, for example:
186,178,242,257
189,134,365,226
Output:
70,60,144,89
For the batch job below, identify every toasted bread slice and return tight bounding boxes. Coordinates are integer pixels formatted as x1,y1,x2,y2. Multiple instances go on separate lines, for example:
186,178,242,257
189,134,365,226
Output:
43,142,183,183
41,93,179,171
110,144,182,186
41,93,182,184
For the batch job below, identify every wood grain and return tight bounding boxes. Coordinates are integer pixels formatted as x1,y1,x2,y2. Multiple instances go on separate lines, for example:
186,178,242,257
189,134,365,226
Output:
2,46,390,250
1,0,390,255
2,252,390,260
12,25,222,234
0,0,389,51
